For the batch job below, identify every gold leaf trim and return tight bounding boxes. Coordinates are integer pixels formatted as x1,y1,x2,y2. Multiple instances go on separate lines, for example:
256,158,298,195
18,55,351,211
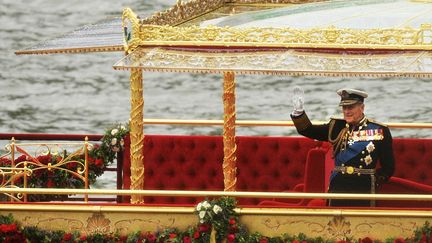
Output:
137,24,432,50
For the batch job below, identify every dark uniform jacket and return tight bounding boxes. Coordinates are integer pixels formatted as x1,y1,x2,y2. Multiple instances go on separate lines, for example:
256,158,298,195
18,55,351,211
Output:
291,112,395,206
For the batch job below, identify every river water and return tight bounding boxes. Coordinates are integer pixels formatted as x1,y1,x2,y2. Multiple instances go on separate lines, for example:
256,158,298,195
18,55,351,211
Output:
1,1,431,187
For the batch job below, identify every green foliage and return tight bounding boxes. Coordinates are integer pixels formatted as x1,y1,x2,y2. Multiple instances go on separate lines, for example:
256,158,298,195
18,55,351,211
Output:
1,202,432,243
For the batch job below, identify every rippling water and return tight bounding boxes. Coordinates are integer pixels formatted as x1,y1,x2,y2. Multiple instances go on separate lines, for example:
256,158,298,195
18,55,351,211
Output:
1,1,432,187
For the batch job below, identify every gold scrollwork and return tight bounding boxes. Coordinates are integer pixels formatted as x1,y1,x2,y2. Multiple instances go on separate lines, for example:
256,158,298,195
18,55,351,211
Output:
137,24,432,50
0,139,90,202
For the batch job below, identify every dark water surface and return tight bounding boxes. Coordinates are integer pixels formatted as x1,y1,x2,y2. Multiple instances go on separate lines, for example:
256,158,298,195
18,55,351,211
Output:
1,1,431,187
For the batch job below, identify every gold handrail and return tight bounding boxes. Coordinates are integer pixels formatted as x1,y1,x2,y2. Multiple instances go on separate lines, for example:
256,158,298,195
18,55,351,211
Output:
1,188,432,201
142,119,432,129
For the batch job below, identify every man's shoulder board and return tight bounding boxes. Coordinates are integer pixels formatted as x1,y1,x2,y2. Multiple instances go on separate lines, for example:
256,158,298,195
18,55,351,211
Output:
367,118,388,127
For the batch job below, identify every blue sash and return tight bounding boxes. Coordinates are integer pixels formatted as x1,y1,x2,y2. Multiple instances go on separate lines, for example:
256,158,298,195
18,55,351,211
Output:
330,123,382,182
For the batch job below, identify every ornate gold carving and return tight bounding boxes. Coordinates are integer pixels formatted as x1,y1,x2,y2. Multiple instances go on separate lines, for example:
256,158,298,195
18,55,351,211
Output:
129,68,144,203
139,0,322,27
114,217,176,235
32,217,84,232
140,0,225,26
122,8,141,53
86,213,112,234
114,47,432,78
137,24,432,50
222,72,237,192
327,216,351,239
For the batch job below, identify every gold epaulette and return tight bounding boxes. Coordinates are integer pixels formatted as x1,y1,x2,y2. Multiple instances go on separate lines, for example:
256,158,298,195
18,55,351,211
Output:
366,118,388,127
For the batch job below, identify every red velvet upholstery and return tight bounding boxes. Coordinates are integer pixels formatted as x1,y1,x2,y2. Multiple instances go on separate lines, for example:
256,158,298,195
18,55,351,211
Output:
258,147,327,206
392,138,432,185
122,135,325,205
122,135,432,208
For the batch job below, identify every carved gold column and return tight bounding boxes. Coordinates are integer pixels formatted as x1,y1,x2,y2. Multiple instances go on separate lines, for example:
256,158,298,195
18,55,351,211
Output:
129,68,145,203
222,72,237,191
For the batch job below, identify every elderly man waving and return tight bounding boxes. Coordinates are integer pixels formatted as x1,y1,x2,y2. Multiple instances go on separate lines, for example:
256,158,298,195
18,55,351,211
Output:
291,87,395,207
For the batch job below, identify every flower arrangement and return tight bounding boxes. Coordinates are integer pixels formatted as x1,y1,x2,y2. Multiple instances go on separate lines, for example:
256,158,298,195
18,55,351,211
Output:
1,197,431,243
0,123,129,201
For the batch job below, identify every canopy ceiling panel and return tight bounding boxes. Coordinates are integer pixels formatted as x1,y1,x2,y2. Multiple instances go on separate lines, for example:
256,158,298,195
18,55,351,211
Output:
15,18,124,55
113,47,432,77
199,0,432,29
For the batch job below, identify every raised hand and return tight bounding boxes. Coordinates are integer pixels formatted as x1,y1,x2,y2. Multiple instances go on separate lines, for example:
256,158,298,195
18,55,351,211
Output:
291,86,305,116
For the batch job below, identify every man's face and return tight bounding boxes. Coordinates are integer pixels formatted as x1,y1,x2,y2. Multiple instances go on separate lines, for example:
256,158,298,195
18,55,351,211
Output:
342,103,364,125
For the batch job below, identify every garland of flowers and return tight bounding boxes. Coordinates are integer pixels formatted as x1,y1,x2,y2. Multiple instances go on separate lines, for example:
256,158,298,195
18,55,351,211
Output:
0,123,129,201
1,197,432,243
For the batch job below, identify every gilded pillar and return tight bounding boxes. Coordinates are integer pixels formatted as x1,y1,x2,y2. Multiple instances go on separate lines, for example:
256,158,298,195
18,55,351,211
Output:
129,68,145,203
222,71,237,191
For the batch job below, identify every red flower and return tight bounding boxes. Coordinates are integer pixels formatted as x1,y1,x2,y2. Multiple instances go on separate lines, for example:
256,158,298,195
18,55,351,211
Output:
229,218,236,225
193,231,200,239
183,236,192,243
95,159,104,167
229,225,238,233
260,238,268,243
79,235,87,241
63,233,73,241
66,162,77,170
119,235,128,241
37,154,52,164
199,223,211,232
0,224,17,233
88,157,95,164
360,237,373,243
169,233,177,239
47,179,55,188
0,157,12,166
291,241,300,243
337,241,348,243
14,155,27,163
420,233,427,243
394,239,406,243
145,232,156,242
227,234,236,243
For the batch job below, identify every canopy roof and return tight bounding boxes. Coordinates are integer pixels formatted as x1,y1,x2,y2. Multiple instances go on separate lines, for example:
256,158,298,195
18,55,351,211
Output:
15,0,432,76
15,18,124,55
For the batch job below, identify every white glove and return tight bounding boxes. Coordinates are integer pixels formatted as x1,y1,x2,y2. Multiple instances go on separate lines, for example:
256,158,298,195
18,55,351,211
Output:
291,86,304,116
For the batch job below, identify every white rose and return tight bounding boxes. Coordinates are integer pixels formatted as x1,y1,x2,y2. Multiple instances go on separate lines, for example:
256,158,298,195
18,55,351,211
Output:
202,201,211,209
199,210,206,219
212,205,222,214
120,138,124,146
111,138,117,145
111,129,119,135
120,125,126,130
196,202,202,211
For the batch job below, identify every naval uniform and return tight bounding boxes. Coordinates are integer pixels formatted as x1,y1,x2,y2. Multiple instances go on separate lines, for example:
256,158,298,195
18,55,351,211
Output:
291,112,395,206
